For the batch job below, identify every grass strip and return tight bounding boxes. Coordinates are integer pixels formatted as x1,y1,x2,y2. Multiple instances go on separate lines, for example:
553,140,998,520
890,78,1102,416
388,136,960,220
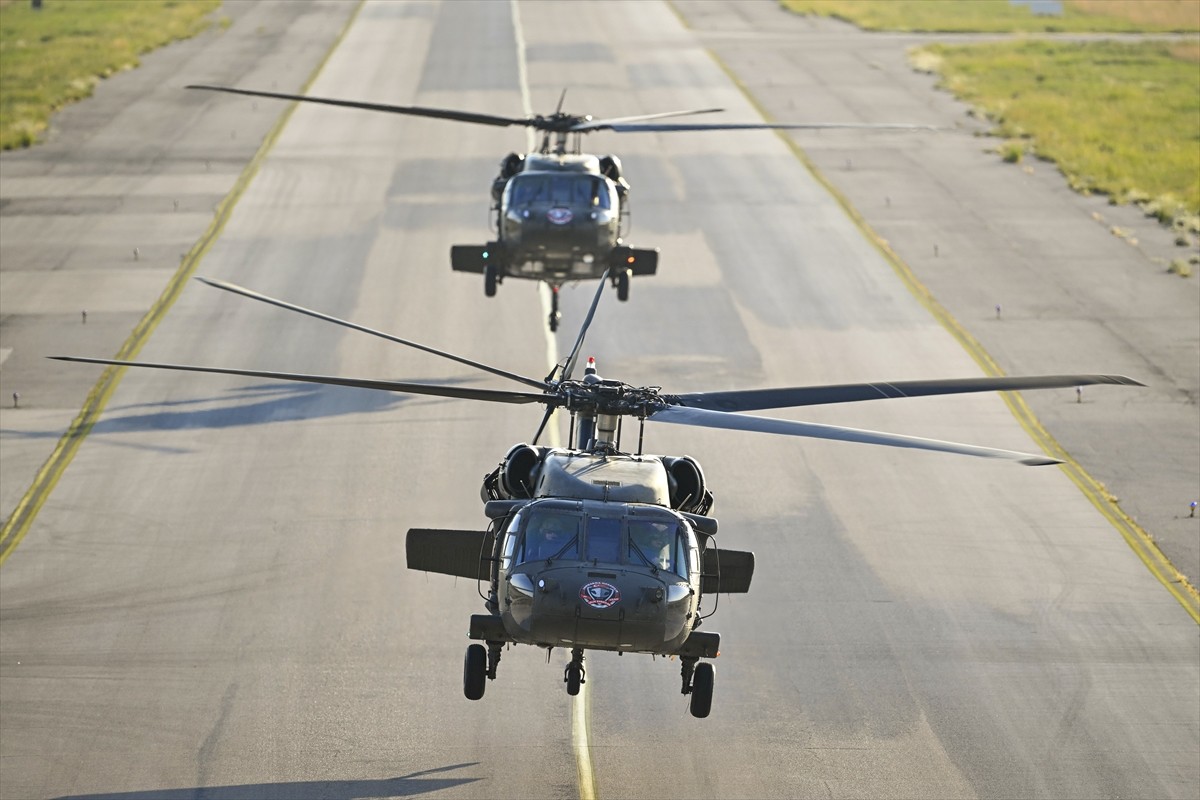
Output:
916,39,1199,226
0,0,222,149
780,0,1200,33
781,0,1199,228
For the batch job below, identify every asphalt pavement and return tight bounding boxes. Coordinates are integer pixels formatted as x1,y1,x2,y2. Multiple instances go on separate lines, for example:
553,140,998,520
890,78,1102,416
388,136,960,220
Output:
0,2,1196,799
675,0,1200,589
0,0,360,532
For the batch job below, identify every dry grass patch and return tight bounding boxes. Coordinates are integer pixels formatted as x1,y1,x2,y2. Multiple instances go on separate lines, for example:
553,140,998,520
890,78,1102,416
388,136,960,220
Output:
917,39,1200,227
782,0,1199,32
0,0,221,150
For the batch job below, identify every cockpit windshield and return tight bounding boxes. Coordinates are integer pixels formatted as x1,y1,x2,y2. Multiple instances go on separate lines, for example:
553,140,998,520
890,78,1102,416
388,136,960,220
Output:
509,174,611,209
511,506,688,577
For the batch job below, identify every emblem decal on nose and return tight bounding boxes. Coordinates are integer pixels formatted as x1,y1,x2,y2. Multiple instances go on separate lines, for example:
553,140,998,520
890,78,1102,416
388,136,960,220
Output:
547,207,573,225
579,581,621,609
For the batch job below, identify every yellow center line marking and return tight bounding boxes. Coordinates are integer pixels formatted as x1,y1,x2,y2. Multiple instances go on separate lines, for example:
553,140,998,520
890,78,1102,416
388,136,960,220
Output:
573,678,598,800
510,1,597,795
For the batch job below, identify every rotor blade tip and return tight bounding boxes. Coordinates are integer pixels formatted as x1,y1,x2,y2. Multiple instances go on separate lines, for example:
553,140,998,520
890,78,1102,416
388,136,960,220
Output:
1021,456,1064,467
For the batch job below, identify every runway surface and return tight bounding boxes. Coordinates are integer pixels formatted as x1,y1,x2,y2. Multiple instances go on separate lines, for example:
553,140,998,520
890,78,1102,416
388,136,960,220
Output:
1,2,1196,799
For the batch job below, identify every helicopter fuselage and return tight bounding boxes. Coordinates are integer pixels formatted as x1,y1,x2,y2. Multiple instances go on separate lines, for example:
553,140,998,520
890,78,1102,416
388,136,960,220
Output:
406,444,748,657
451,154,658,330
495,496,701,655
497,155,622,279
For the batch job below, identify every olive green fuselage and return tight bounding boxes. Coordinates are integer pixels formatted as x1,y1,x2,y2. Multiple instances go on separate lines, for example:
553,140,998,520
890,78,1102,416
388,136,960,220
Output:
496,497,701,654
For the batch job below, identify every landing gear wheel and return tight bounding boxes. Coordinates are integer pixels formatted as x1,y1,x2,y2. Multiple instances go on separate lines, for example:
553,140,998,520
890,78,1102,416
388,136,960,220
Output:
484,264,498,297
564,647,586,696
565,664,583,696
689,662,715,718
464,643,487,700
616,268,630,302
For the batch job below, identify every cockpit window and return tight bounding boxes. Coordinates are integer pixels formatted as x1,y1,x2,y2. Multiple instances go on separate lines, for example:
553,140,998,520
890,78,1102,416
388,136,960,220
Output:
519,511,579,564
511,508,690,575
628,520,674,571
510,175,610,209
585,517,622,563
501,512,522,572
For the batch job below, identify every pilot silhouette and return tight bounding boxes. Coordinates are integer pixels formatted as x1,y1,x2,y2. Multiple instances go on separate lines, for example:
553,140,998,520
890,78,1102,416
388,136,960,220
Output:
527,516,569,561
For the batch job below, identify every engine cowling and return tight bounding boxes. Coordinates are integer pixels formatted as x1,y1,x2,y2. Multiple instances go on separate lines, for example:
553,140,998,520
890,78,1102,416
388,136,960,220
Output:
492,152,526,202
599,154,629,198
481,443,549,502
598,154,623,182
662,455,713,515
502,444,544,498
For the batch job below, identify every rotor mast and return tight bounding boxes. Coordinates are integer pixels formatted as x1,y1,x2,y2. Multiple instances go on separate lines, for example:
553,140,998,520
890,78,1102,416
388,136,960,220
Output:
539,116,590,155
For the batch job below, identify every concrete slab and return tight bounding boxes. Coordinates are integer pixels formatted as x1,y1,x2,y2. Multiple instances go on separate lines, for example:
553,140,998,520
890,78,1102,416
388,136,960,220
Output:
674,0,1200,586
0,0,360,524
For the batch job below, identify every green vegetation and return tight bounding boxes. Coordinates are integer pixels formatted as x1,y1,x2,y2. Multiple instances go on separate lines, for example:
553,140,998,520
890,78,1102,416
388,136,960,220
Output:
999,139,1025,163
0,0,221,150
781,0,1200,33
920,39,1199,226
781,1,1200,228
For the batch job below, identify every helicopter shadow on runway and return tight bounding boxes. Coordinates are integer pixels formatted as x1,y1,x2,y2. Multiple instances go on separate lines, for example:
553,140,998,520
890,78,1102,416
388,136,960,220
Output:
52,762,481,800
0,378,476,455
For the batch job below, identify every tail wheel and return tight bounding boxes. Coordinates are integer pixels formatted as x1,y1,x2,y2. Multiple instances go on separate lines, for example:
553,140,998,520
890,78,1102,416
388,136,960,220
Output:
689,662,714,718
616,269,630,302
484,264,498,297
464,644,487,700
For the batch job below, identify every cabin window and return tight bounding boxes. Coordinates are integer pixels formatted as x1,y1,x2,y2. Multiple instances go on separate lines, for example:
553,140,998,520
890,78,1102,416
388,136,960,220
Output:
673,532,690,579
585,517,622,564
518,511,579,564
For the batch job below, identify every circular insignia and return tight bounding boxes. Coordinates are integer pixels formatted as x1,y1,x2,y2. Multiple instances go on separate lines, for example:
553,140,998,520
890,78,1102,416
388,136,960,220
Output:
579,581,621,609
547,207,574,225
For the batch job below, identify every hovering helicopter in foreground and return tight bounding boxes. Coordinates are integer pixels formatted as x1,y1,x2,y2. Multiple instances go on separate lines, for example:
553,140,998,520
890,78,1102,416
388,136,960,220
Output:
188,84,933,331
53,274,1142,717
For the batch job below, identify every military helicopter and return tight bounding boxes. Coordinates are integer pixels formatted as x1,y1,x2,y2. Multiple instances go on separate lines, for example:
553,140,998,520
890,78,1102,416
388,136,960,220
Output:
187,84,933,331
52,273,1142,717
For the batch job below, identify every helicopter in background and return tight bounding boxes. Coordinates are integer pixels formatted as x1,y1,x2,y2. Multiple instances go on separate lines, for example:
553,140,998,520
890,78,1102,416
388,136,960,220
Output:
188,84,934,331
52,273,1142,717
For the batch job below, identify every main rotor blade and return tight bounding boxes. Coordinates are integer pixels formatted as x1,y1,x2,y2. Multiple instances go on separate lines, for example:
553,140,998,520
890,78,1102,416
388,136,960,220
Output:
561,270,611,382
196,277,549,392
646,405,1061,466
187,85,528,128
49,357,555,406
601,122,939,133
571,108,725,131
669,374,1145,413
